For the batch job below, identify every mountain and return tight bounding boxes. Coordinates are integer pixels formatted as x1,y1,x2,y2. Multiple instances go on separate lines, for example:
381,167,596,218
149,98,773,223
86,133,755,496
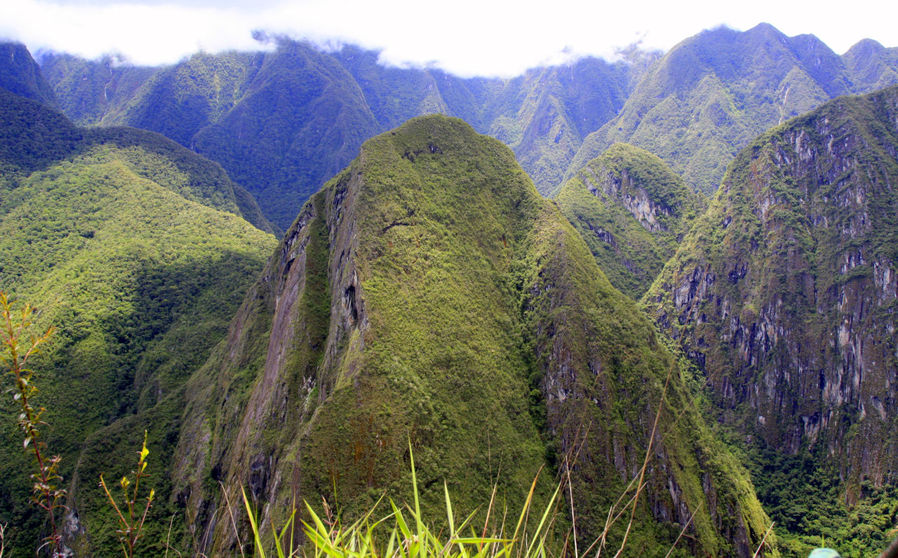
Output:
570,23,898,195
485,56,643,197
332,44,494,130
59,43,389,229
0,88,277,555
334,48,644,196
38,52,156,126
0,42,57,107
38,40,644,227
38,26,898,232
643,85,898,555
69,115,779,557
556,143,706,299
843,39,898,92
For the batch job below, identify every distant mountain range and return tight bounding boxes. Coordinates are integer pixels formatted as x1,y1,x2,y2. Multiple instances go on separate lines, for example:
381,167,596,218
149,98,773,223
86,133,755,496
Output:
23,23,898,232
571,23,898,195
37,42,644,228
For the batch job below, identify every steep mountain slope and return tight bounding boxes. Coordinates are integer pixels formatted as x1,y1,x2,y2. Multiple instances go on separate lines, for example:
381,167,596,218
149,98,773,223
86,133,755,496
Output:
38,52,157,126
570,23,898,194
332,45,639,196
83,43,379,229
333,45,494,131
485,57,641,197
190,46,381,230
556,143,706,299
0,42,57,107
0,89,277,555
117,116,780,557
843,39,898,92
644,85,898,555
33,26,898,219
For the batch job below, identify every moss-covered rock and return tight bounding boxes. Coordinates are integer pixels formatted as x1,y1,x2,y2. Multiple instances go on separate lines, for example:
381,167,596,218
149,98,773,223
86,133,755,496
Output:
172,115,774,557
644,85,898,556
557,143,706,299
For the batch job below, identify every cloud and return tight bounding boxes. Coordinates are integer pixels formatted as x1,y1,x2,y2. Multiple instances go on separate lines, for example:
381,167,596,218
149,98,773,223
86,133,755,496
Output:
1,0,895,75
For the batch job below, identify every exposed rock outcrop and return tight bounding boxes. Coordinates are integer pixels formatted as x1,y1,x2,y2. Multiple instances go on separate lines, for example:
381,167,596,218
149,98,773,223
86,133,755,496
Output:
557,143,706,299
645,85,898,486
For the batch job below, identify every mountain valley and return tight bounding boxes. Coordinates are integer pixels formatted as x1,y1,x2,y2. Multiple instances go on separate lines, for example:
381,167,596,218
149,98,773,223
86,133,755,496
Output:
1,22,898,558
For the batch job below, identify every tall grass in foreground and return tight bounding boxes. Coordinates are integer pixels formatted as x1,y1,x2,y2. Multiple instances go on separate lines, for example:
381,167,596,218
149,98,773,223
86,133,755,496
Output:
241,446,562,558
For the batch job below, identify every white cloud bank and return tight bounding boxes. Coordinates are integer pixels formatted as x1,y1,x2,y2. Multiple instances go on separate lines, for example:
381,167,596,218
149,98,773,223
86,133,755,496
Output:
1,0,895,77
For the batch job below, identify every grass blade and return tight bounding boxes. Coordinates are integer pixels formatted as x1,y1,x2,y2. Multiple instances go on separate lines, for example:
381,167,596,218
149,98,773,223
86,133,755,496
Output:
241,487,266,558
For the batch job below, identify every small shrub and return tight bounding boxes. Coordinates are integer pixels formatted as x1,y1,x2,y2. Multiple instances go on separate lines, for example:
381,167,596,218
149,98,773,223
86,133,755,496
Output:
0,290,65,555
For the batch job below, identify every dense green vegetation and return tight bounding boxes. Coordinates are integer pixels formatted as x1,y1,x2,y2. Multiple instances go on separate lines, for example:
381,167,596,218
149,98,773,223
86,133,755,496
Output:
0,43,57,107
842,39,898,92
482,57,643,197
161,115,774,557
748,446,898,557
570,23,898,194
557,143,705,299
643,85,898,556
38,52,156,126
5,24,898,556
0,89,276,555
36,40,644,227
27,25,898,234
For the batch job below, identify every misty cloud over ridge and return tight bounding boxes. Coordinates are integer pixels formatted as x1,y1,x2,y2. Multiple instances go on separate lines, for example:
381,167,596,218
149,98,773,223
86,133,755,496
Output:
1,0,896,77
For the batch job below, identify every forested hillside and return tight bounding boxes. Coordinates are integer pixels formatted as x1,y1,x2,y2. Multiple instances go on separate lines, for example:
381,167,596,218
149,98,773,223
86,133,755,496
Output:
35,25,898,232
0,88,277,555
2,21,898,558
571,23,898,195
644,85,898,556
38,40,647,227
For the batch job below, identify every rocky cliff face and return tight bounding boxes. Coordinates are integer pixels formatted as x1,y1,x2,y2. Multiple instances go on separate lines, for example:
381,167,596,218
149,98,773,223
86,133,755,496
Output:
166,115,775,556
557,143,706,299
645,86,898,488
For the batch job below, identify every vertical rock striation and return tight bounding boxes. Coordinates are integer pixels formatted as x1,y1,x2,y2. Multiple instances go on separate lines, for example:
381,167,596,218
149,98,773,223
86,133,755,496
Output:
645,85,898,488
557,143,706,299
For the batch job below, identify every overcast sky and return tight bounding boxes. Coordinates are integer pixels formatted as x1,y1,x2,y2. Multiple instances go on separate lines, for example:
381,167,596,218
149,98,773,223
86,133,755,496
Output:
1,0,895,77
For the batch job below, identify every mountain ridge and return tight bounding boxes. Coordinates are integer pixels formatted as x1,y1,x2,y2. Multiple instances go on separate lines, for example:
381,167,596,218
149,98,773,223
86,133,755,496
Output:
4,22,898,557
35,39,644,226
0,42,57,107
0,87,277,556
142,114,777,557
569,23,898,194
31,24,898,232
643,84,898,555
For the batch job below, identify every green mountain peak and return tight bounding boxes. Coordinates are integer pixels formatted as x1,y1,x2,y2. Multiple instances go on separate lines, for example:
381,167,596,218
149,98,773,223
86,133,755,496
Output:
0,42,57,107
138,115,778,557
557,142,706,299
